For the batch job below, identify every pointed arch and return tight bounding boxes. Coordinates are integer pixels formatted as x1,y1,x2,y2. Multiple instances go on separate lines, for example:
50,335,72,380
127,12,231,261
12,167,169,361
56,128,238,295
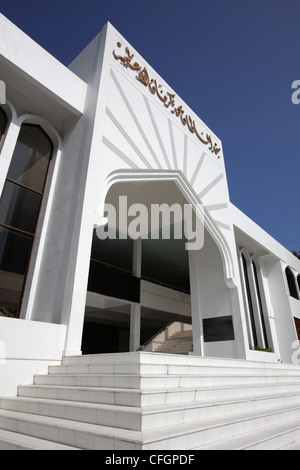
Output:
0,100,18,151
17,114,62,151
96,169,236,288
285,266,299,300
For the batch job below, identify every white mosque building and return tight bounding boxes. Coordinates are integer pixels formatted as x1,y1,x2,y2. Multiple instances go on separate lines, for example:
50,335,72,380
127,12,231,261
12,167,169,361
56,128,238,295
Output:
0,14,300,450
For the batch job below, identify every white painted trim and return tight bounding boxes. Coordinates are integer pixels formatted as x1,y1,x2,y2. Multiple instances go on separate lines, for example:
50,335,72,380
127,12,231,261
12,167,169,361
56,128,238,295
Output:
10,115,63,320
97,169,236,289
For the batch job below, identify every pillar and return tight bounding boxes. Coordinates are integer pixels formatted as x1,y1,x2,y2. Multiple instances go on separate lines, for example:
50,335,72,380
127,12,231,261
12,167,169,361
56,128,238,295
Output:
188,250,204,356
130,303,141,351
130,238,142,351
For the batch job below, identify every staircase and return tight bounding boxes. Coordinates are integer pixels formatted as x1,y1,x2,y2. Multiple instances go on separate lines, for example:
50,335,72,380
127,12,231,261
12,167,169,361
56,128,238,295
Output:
1,352,300,449
142,321,193,354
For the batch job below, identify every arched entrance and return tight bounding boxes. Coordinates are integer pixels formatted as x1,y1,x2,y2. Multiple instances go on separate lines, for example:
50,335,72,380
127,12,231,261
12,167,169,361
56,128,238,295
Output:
81,171,238,358
82,179,192,354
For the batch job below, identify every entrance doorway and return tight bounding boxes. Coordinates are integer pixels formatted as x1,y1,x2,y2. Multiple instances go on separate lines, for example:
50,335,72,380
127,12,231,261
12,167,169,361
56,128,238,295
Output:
81,180,192,355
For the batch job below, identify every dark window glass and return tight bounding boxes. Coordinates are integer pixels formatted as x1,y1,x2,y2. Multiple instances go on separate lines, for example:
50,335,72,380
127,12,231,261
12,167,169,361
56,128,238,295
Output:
142,225,190,293
0,226,33,275
297,275,300,293
252,261,269,349
91,229,134,273
242,254,258,346
0,108,7,144
0,226,33,317
0,180,42,234
0,124,53,317
7,125,52,193
286,267,299,300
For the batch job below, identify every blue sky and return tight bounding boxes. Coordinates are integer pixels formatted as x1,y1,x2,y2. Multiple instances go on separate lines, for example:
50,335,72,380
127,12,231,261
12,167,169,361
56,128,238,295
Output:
1,0,300,253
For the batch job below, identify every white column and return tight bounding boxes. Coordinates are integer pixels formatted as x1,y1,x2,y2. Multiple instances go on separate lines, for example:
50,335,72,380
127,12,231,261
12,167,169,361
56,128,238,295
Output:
130,303,141,351
130,238,142,351
188,250,204,356
0,120,20,197
132,237,142,278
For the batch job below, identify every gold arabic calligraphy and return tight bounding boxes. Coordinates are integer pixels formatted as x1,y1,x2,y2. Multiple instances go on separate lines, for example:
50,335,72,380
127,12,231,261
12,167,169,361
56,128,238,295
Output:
113,43,221,158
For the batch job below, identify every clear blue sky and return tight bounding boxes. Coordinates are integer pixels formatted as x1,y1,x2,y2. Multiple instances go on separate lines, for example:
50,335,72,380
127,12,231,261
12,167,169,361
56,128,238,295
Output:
1,0,299,253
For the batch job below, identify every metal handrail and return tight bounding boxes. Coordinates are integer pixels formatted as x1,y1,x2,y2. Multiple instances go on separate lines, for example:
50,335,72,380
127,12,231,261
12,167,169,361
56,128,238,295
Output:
138,320,174,351
90,258,133,276
139,320,192,351
141,275,190,294
89,259,190,294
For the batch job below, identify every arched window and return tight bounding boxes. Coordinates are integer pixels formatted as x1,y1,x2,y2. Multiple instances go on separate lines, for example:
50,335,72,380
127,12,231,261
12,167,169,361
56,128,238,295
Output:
286,267,299,300
252,260,269,349
297,275,300,294
240,250,273,351
0,124,53,317
241,253,258,347
0,107,7,145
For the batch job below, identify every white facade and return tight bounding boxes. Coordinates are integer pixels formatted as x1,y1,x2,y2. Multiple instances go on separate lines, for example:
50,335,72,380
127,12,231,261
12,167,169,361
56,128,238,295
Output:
0,14,300,397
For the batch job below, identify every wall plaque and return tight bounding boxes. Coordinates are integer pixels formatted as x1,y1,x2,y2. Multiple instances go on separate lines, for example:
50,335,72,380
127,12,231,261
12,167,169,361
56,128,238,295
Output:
203,316,234,342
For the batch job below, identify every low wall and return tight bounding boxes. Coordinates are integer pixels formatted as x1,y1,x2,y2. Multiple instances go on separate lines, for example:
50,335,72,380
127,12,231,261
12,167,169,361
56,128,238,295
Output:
0,317,67,396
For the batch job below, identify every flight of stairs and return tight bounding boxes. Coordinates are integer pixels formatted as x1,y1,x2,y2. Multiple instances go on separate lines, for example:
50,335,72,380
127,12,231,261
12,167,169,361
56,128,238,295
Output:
1,352,300,449
144,321,193,355
153,329,193,354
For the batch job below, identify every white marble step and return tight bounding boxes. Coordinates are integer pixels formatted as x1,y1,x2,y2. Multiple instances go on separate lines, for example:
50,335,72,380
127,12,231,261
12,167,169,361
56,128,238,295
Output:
17,381,300,408
33,371,300,390
18,384,144,407
61,352,299,371
154,345,194,354
154,337,193,348
196,418,300,450
3,393,300,431
49,362,168,375
2,352,300,449
48,361,300,377
0,428,79,450
0,409,141,450
159,335,192,341
60,353,300,378
170,333,193,340
0,400,300,449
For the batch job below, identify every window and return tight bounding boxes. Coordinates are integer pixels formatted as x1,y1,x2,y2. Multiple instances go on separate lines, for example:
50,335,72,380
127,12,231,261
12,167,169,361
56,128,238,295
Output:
0,107,7,145
286,267,299,300
298,275,300,294
0,124,53,317
252,260,269,349
240,250,272,351
241,253,258,347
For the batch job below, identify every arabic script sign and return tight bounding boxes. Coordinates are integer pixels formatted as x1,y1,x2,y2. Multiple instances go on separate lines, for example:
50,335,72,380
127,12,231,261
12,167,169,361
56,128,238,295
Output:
113,43,221,159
